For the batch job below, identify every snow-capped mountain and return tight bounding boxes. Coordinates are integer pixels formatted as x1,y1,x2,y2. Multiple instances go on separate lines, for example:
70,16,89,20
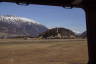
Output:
0,15,48,37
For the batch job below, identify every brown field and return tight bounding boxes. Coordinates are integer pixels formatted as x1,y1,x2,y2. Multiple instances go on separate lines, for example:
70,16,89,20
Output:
0,39,88,64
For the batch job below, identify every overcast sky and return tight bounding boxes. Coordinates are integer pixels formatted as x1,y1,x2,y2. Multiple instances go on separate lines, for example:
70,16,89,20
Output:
0,2,86,33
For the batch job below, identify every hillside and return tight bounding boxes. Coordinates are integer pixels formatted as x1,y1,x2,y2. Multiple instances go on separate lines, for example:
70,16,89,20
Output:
38,27,76,39
80,31,87,38
0,15,48,38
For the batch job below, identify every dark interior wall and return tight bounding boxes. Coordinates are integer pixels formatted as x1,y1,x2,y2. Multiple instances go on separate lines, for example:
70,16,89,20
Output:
82,0,96,63
84,7,96,64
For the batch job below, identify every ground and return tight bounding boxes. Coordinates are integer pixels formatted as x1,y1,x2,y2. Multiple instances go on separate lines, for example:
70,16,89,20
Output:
0,39,88,64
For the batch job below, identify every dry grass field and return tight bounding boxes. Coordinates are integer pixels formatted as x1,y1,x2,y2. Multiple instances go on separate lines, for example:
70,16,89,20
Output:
0,39,88,64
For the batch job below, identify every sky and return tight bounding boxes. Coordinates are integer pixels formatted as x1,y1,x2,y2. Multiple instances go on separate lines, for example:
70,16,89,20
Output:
0,2,86,33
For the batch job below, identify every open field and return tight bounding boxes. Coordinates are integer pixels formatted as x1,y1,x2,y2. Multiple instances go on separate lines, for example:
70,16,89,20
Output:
0,39,88,64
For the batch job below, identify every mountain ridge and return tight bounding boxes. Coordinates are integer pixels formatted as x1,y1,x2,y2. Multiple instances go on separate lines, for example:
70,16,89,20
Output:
0,15,48,37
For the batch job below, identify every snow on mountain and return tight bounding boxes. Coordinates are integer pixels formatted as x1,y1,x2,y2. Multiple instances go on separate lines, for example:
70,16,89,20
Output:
0,15,40,24
0,15,48,37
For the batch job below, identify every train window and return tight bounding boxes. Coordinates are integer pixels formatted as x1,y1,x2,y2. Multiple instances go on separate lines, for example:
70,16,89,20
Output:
0,2,88,64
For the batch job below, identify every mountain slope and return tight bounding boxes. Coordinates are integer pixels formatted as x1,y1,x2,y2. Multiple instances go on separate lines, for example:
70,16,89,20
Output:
80,31,87,38
0,15,48,37
38,27,76,39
